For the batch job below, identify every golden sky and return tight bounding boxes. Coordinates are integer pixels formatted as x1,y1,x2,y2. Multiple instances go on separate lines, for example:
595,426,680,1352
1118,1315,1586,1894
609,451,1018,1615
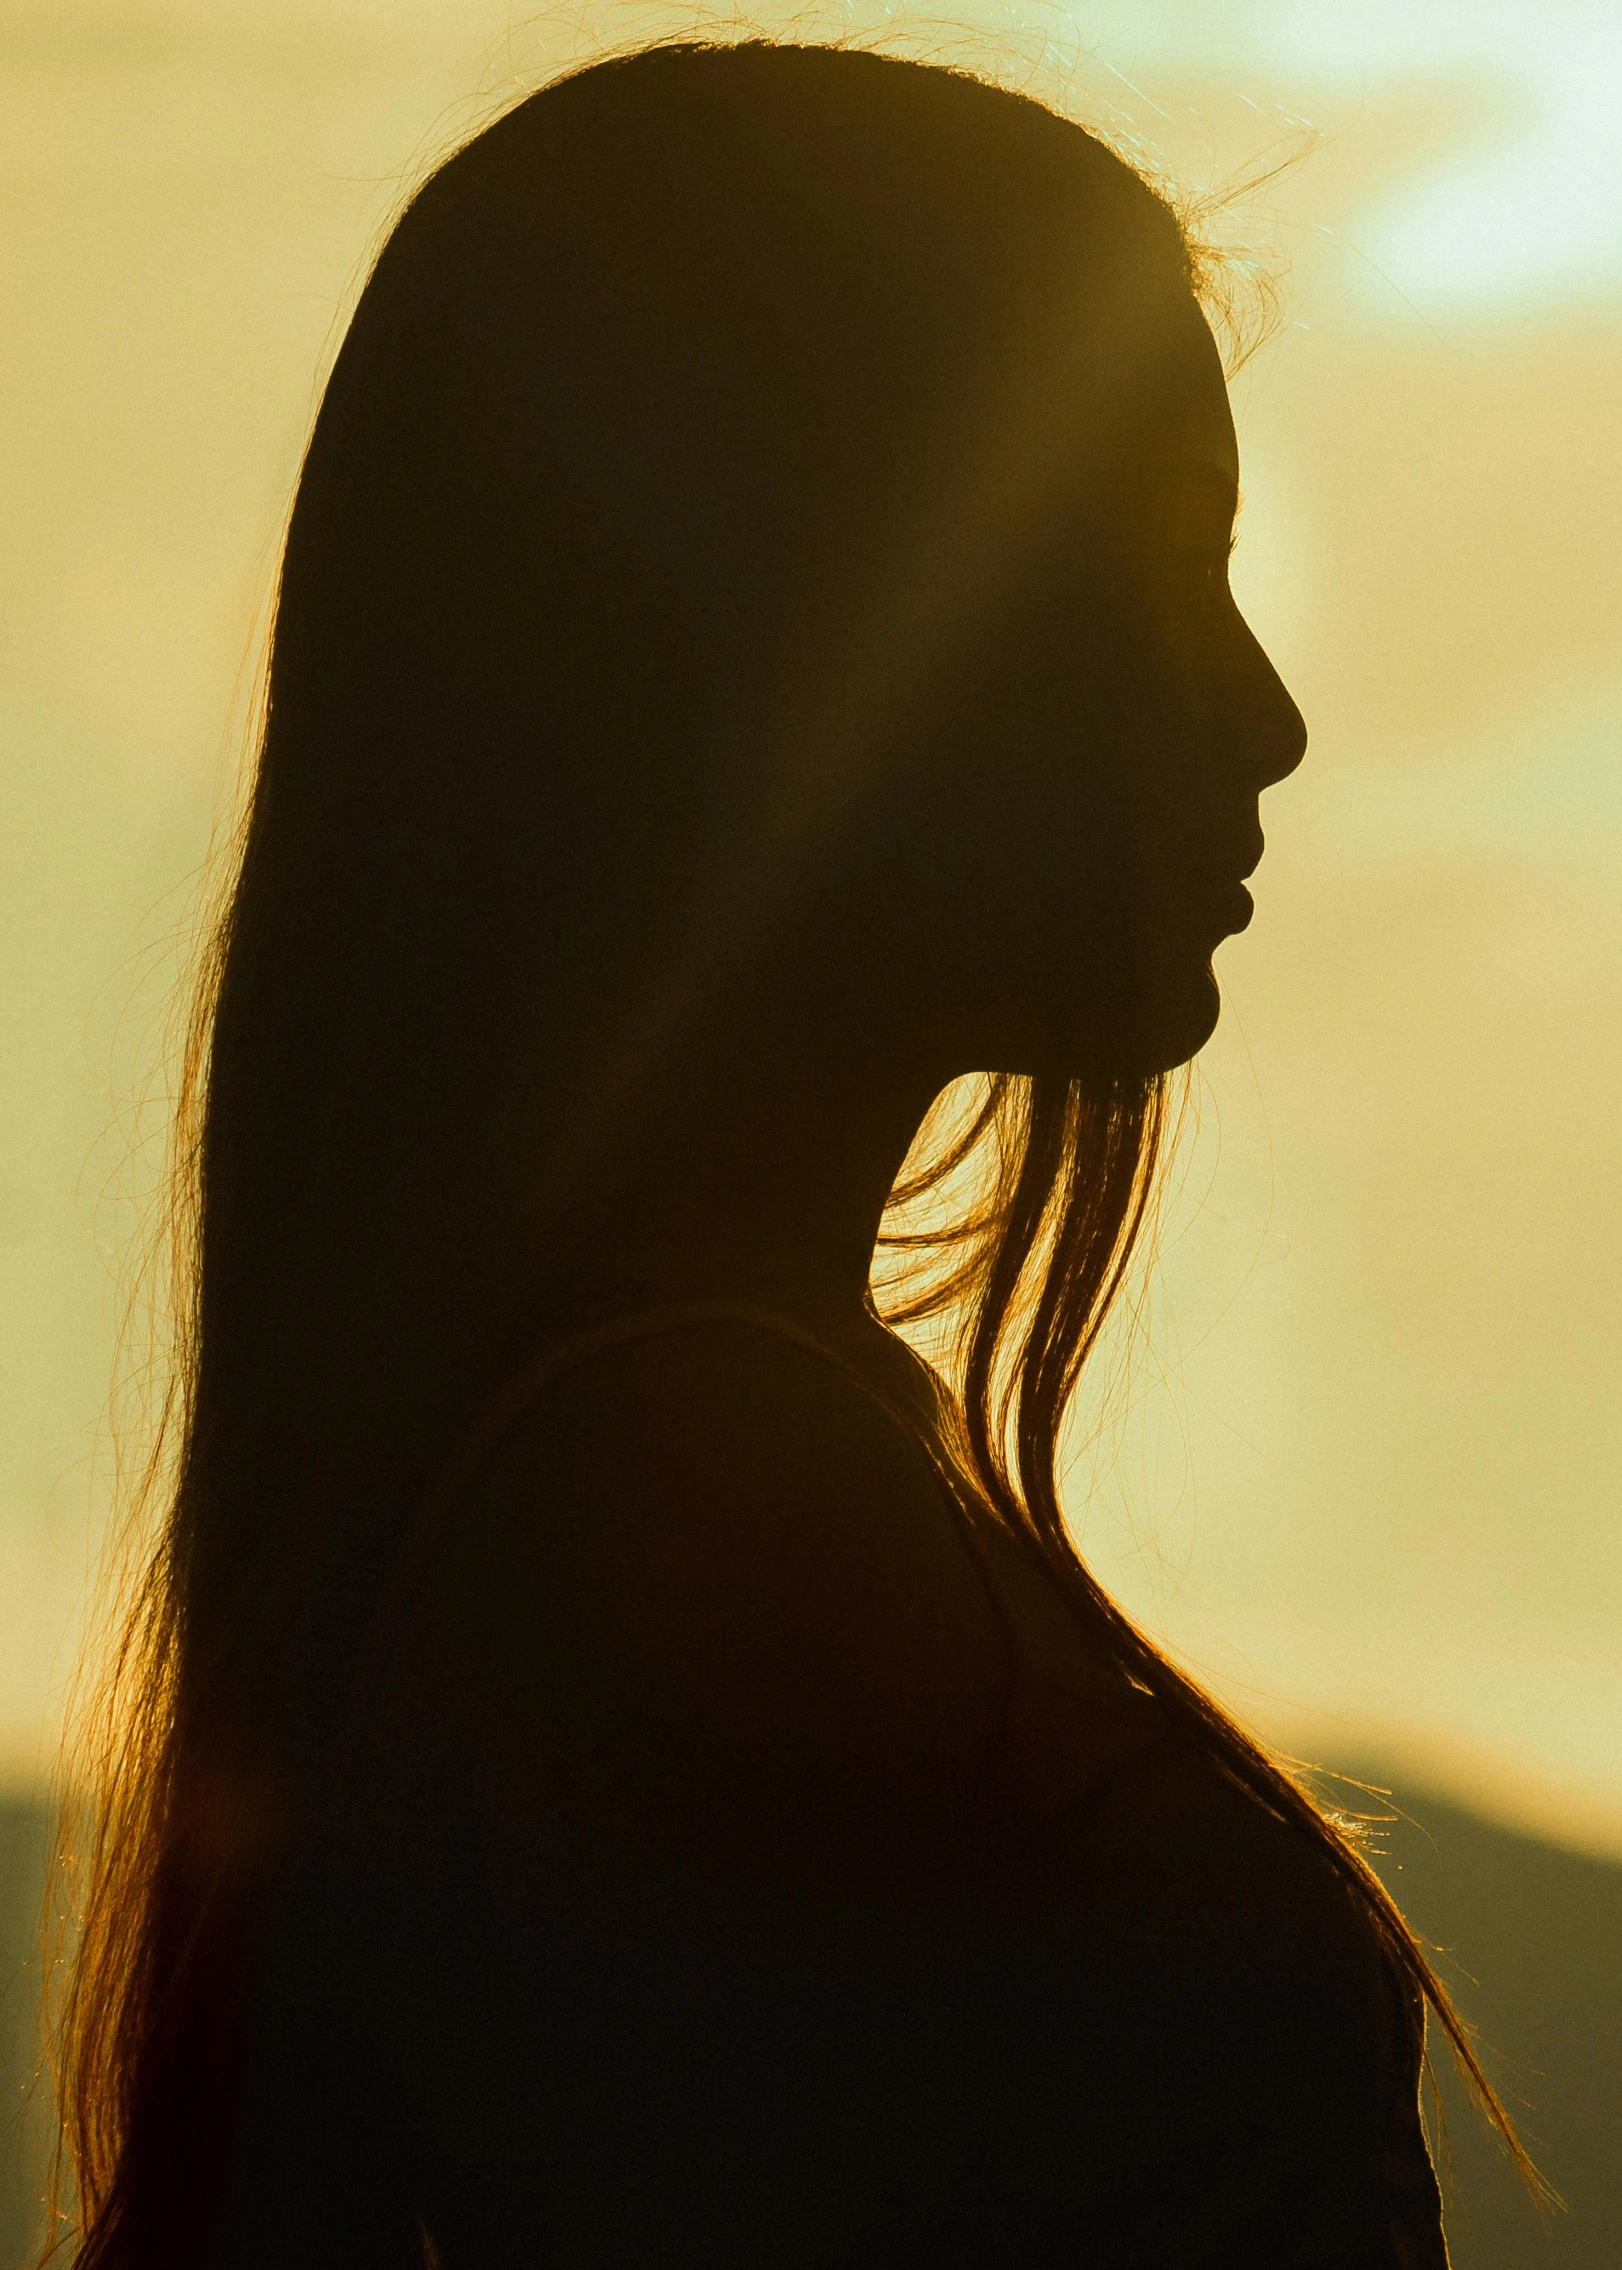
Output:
3,0,1619,1846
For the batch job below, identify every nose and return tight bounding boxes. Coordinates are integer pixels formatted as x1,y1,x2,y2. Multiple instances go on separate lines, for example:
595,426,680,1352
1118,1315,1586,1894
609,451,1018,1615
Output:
1239,628,1308,792
1257,677,1308,791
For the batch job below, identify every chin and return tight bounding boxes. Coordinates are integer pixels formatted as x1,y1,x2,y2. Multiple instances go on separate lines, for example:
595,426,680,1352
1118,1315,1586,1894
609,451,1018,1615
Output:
1044,958,1221,1086
1141,960,1222,1074
981,950,1223,1088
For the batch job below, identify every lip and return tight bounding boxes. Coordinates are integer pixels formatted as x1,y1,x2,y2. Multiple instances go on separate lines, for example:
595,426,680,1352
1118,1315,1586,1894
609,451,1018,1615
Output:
1221,880,1255,935
1210,834,1263,938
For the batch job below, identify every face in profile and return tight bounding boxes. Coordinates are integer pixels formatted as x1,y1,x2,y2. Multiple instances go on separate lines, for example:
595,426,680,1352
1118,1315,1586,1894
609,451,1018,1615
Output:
1100,303,1309,1074
871,297,1306,1093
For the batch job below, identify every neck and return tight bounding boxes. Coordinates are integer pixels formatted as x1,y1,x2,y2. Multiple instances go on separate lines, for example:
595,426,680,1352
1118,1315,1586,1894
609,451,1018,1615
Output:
533,1024,948,1358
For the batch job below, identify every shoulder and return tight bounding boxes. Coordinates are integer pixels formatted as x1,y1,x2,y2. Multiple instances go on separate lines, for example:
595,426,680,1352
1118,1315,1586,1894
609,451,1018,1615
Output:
375,1318,1012,1895
481,1313,966,1544
457,1317,1007,1686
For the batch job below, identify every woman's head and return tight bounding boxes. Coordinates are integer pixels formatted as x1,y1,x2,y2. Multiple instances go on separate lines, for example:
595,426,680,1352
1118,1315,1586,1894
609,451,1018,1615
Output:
252,41,1300,1198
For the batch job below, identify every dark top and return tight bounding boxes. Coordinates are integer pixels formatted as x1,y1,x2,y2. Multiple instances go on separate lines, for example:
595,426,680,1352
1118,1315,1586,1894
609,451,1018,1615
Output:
206,1308,1448,2268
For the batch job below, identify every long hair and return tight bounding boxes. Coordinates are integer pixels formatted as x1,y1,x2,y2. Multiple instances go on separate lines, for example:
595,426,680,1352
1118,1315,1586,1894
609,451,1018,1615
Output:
51,38,1543,2268
874,1069,1550,2193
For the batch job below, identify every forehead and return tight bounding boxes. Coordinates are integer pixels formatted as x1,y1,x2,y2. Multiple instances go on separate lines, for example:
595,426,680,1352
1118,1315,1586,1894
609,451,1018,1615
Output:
1156,302,1239,491
1057,269,1238,508
1022,266,1238,523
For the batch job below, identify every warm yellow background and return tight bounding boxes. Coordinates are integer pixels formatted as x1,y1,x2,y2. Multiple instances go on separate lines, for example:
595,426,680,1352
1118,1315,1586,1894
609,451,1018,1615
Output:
3,2,1618,1848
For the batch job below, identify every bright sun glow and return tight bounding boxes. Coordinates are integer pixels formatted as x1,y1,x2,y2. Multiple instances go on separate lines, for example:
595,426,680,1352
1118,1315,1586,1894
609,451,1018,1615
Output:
1327,10,1622,306
1087,0,1622,310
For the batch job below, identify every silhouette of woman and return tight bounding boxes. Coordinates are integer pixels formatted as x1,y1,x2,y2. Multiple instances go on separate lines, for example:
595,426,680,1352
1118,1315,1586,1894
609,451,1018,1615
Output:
58,39,1531,2268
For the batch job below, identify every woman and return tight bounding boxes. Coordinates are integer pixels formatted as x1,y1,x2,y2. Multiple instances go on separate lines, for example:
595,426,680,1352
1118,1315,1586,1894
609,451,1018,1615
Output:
59,39,1533,2267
